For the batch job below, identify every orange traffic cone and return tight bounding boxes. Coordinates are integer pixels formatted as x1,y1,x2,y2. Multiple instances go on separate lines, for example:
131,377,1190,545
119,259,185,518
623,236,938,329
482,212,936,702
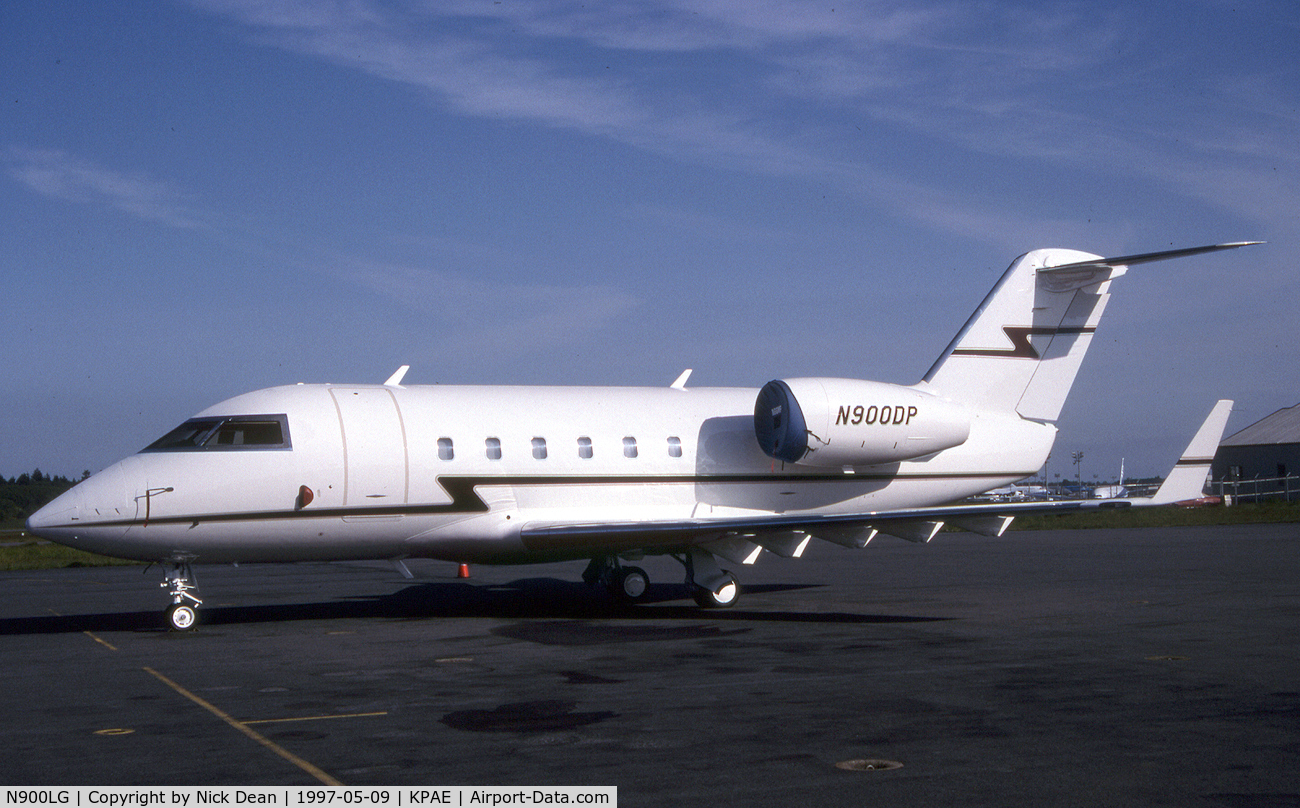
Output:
457,563,470,579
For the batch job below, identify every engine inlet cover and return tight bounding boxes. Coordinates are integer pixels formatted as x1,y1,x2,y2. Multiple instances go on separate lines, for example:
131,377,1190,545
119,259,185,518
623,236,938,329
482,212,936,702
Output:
755,378,970,467
754,380,809,463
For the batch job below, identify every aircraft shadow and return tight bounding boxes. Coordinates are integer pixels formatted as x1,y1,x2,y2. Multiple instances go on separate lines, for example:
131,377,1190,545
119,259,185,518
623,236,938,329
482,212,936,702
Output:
0,577,951,636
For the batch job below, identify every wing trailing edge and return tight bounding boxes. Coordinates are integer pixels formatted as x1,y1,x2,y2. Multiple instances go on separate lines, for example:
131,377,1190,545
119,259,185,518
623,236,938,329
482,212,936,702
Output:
519,399,1235,558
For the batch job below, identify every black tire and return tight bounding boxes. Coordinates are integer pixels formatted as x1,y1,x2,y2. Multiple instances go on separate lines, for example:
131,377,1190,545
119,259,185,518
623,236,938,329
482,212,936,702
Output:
609,566,650,603
691,574,739,608
166,603,198,631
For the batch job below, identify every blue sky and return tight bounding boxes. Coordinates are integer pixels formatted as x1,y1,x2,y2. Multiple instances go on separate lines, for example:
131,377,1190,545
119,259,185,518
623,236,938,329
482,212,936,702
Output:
4,0,1296,482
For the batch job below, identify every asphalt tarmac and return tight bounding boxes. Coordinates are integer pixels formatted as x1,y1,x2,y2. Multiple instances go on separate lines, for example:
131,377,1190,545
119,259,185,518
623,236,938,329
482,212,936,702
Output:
2,523,1297,807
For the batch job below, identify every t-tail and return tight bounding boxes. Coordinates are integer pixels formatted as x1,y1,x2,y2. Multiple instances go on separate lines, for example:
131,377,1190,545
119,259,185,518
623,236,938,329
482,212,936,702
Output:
919,243,1259,420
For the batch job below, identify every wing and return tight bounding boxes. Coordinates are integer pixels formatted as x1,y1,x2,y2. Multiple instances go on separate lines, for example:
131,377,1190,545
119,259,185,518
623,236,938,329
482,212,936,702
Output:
520,400,1233,564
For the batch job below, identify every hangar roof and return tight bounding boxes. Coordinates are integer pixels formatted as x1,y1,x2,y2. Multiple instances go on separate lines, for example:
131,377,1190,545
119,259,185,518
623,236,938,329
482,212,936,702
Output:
1221,403,1300,446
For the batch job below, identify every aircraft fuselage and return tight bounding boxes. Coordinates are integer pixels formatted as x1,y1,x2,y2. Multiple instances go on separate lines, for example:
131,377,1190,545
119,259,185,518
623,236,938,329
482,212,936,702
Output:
32,382,1051,565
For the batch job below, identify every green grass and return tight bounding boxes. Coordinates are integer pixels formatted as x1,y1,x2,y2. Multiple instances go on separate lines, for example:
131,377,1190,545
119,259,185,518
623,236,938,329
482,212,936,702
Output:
0,529,142,571
1009,500,1300,530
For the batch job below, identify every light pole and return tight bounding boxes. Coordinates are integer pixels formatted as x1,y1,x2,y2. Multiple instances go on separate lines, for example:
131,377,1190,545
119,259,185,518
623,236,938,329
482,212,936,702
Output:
1071,451,1084,497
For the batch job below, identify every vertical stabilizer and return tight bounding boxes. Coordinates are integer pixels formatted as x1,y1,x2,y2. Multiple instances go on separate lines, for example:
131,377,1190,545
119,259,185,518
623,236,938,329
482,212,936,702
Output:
920,248,1119,422
920,242,1259,423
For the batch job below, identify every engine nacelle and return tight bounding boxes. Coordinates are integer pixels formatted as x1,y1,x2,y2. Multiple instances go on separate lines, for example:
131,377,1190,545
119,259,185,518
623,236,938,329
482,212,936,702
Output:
755,378,971,467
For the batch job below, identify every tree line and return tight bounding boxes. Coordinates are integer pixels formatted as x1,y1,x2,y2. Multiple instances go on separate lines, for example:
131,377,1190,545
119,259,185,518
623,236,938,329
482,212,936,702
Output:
0,469,87,526
2,469,90,486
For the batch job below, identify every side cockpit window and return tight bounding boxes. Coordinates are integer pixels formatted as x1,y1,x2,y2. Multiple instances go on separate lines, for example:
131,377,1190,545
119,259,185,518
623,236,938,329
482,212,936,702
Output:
145,418,224,450
211,419,285,446
142,414,291,452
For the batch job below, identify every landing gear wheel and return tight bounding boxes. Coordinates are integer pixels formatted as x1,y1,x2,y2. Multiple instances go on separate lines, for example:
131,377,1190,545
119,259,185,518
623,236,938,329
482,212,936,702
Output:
159,560,202,630
608,566,649,604
692,574,739,609
166,603,198,632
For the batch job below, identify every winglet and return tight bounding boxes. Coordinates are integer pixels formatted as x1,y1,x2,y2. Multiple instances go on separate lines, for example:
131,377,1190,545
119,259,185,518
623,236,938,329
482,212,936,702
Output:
671,369,693,390
1145,400,1233,505
384,365,410,386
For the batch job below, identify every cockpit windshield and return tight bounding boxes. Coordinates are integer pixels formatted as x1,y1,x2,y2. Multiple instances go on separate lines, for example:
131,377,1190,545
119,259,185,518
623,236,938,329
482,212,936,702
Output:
142,414,292,452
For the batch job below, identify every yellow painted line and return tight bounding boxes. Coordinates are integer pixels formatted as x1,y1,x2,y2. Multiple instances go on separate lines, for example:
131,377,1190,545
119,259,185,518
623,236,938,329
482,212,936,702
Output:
243,711,388,726
84,632,118,651
143,667,343,786
46,608,118,651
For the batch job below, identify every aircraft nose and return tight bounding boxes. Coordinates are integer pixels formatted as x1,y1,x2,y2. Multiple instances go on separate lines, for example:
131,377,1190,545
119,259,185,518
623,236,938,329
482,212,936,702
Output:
25,487,78,534
25,461,132,540
25,502,56,533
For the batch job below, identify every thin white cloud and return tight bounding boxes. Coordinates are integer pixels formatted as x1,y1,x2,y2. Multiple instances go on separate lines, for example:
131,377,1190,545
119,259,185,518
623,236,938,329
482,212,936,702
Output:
5,142,640,353
185,0,1296,251
6,147,208,230
331,256,640,355
431,0,946,52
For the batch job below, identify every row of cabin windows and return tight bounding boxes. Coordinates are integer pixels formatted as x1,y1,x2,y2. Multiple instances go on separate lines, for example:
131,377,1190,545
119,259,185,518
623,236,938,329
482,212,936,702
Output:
435,436,684,461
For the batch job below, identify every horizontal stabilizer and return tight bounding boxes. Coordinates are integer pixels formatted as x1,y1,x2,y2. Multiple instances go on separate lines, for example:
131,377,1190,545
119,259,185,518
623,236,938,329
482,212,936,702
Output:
1040,242,1262,273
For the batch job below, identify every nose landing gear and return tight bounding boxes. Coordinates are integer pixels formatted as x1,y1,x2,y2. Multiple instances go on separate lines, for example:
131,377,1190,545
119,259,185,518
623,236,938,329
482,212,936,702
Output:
161,561,202,631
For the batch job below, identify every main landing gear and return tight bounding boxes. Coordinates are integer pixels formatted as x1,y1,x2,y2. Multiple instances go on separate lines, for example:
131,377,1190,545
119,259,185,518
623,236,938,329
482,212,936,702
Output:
583,557,650,605
160,560,203,631
690,573,740,609
583,548,740,609
679,547,739,609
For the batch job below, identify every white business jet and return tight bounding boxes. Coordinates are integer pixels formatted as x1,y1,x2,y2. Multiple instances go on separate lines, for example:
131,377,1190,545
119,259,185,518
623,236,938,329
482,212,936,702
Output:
27,243,1254,630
